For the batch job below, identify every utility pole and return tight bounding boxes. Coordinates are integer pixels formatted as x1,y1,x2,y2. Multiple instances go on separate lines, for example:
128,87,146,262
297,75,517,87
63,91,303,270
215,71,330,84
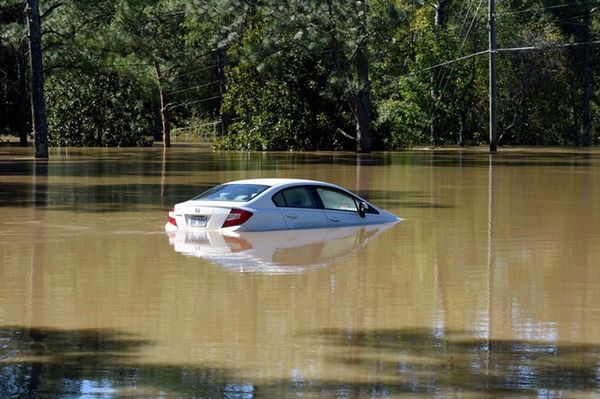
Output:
488,0,498,152
582,0,592,147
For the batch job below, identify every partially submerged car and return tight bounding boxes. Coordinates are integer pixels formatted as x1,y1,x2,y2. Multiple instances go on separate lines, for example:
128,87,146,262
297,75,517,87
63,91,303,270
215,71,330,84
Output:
165,178,400,232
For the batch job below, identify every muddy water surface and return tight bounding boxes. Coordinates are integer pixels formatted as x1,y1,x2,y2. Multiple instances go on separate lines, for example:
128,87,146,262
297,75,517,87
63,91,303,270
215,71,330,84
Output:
1,146,599,398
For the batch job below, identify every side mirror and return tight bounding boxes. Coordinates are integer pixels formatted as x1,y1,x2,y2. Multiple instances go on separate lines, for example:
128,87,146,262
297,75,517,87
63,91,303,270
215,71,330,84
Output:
358,202,367,218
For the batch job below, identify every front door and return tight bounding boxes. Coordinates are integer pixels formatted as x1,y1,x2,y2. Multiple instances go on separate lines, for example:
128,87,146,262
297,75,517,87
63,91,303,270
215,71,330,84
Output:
314,187,364,227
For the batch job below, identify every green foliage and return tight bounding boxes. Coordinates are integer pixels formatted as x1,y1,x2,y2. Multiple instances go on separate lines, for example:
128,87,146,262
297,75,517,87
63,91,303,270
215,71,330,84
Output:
0,1,28,138
1,0,599,149
46,71,153,147
373,78,430,149
216,54,347,151
371,6,464,146
204,0,404,151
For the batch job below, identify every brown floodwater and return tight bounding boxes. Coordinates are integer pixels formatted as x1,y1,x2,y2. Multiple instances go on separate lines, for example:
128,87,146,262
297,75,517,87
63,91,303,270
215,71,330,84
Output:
1,145,600,398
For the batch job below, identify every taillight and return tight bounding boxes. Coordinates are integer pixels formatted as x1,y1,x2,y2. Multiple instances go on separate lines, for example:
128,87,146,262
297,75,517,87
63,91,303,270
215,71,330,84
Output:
222,208,253,228
167,207,177,227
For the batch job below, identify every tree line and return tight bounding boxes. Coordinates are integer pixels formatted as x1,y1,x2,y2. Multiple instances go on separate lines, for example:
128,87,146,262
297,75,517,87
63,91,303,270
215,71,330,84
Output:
0,0,597,157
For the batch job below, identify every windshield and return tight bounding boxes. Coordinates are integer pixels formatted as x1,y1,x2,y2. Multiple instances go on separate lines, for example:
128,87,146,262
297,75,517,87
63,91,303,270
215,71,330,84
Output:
192,184,270,202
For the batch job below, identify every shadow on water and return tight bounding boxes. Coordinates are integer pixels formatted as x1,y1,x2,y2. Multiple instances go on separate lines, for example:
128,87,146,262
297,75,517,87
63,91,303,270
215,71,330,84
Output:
0,182,448,211
392,149,600,168
2,149,600,182
2,147,596,212
0,326,247,399
0,182,218,211
356,190,452,209
2,326,600,398
302,328,600,397
0,151,384,178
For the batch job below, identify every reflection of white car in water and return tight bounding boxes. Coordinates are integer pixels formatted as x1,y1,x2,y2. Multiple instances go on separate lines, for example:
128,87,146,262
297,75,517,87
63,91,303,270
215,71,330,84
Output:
165,178,400,232
167,224,396,273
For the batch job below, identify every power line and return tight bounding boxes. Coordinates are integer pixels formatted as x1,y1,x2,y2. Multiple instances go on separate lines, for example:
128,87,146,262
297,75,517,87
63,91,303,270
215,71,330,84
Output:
552,13,597,23
174,64,217,78
497,2,599,17
97,63,152,68
172,120,221,132
431,40,600,71
497,40,600,52
433,0,476,93
381,49,488,84
168,95,222,110
456,0,477,39
431,0,484,140
438,0,485,97
459,0,486,53
167,80,221,96
384,39,600,84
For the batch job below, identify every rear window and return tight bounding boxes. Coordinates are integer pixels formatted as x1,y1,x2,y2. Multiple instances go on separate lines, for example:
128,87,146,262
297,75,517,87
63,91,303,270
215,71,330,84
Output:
272,187,317,208
192,184,269,202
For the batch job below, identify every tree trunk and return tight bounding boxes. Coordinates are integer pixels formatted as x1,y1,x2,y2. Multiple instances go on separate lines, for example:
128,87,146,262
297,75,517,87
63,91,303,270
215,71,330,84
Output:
434,0,449,27
159,88,171,148
459,100,467,146
26,0,48,158
16,43,29,146
352,0,372,153
581,0,592,147
216,47,232,135
353,46,372,153
570,64,581,145
154,63,171,148
430,0,450,146
459,57,476,146
429,85,441,145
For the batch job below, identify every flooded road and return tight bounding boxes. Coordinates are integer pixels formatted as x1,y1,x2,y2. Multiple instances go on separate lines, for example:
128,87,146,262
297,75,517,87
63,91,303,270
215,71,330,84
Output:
1,146,600,398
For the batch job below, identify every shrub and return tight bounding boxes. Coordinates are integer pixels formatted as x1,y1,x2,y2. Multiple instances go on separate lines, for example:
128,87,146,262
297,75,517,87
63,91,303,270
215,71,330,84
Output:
46,70,153,147
216,55,349,151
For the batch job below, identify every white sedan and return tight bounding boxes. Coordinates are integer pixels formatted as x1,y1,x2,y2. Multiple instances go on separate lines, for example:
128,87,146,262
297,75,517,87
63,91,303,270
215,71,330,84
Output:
165,178,400,232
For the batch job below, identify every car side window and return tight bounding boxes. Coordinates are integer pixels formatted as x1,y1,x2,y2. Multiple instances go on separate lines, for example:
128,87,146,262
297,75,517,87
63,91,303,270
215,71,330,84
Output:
272,191,287,207
316,188,358,212
272,187,317,208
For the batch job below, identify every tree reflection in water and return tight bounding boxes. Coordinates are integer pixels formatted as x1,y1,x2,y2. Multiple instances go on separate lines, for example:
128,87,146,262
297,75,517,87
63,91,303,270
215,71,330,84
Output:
303,328,600,397
2,327,600,398
0,327,238,398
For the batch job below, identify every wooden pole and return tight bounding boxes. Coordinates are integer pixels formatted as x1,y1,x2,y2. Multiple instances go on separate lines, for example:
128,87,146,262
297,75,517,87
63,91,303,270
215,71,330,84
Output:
489,0,498,152
582,0,592,147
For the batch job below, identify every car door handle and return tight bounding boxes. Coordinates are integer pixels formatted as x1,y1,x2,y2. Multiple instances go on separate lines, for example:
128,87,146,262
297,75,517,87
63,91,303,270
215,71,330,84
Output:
328,217,340,223
284,214,298,219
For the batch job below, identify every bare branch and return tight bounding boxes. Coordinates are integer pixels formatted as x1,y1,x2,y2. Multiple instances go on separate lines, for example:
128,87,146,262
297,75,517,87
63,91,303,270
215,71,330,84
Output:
41,28,67,38
337,128,355,141
42,42,63,52
19,34,29,49
349,33,372,62
41,2,64,20
163,63,181,77
43,63,77,73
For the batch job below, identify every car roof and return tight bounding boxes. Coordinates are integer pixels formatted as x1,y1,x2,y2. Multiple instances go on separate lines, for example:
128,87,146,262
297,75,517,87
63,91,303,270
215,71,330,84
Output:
226,178,327,187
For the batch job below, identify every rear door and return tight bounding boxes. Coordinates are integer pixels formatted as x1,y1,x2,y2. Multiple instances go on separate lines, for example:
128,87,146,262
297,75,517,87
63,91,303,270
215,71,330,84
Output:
272,186,328,229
